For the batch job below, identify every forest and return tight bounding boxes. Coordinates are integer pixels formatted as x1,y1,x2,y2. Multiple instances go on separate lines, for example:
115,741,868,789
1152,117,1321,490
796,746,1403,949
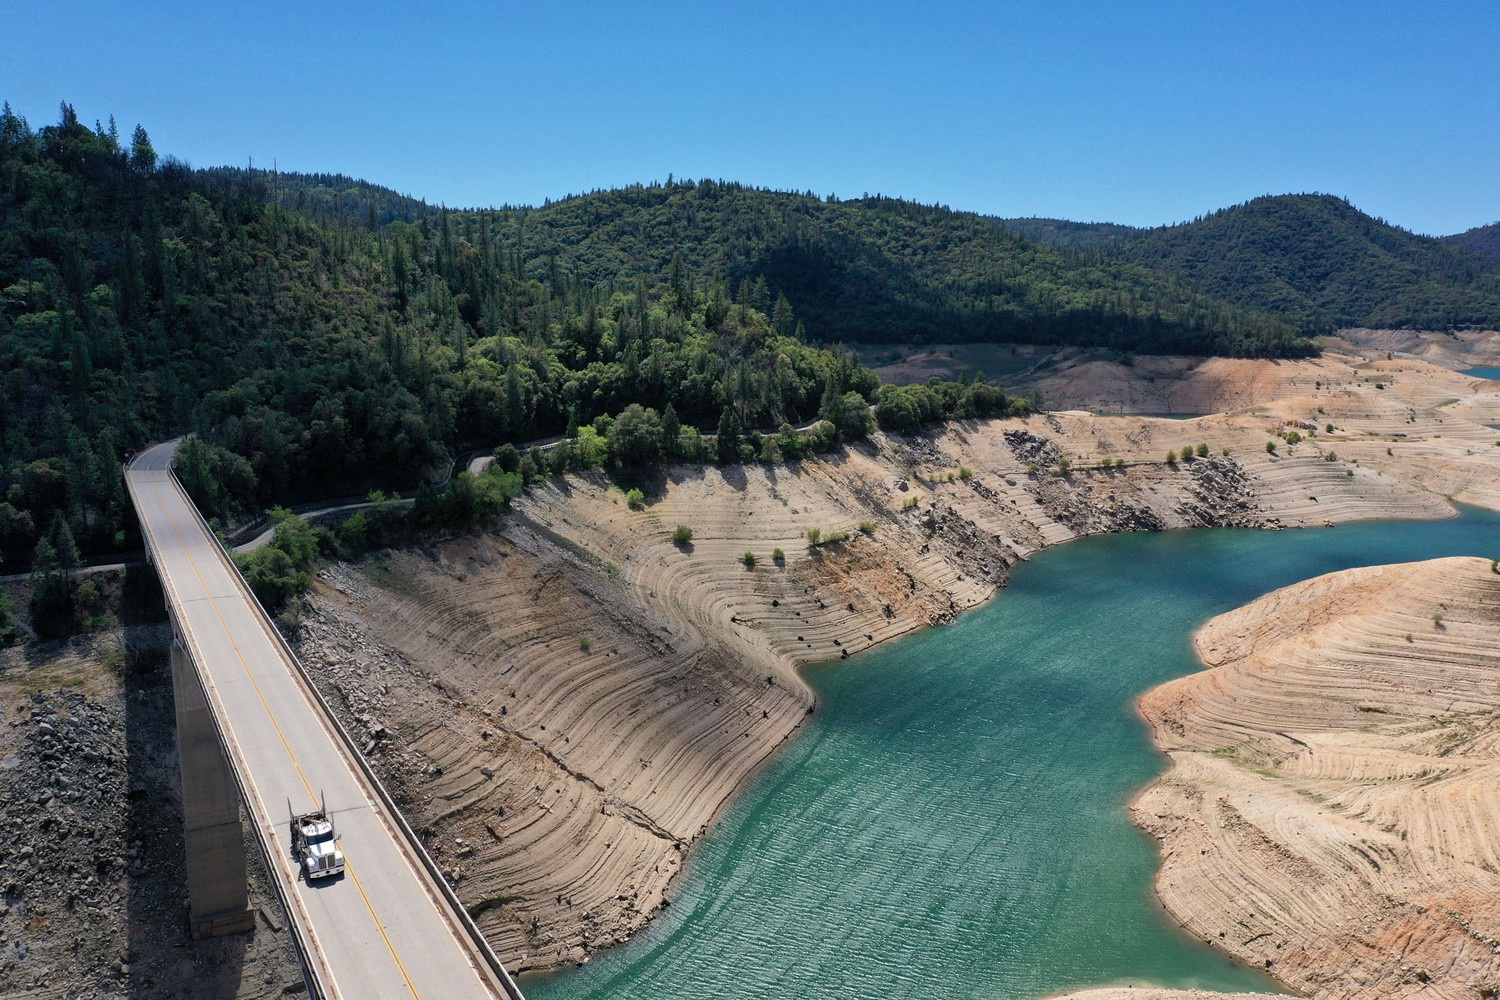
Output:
481,182,1311,357
1447,221,1500,266
0,101,1018,599
1112,195,1500,331
8,100,1499,623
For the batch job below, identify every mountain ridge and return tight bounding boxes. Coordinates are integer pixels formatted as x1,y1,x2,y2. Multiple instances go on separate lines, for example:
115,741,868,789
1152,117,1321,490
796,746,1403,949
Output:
1111,193,1500,332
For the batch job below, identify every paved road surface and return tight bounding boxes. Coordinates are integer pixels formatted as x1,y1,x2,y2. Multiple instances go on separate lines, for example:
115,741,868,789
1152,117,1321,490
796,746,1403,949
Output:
127,441,519,999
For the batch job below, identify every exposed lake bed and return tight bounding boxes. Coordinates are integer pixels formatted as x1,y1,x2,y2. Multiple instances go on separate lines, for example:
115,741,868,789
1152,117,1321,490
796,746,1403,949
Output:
529,509,1500,999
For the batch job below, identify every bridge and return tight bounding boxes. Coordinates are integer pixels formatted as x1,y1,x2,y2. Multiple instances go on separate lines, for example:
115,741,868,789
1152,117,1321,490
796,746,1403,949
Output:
126,440,526,999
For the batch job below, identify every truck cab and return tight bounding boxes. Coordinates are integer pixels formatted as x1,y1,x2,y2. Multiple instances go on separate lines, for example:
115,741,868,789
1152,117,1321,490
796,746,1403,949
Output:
290,801,346,880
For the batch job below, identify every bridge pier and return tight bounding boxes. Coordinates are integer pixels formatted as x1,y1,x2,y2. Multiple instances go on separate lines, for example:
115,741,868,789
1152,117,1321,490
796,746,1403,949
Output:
171,636,256,939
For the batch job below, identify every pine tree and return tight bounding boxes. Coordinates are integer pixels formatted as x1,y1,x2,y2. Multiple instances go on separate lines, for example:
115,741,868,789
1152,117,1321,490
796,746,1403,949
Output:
129,124,157,172
772,293,795,338
661,403,681,457
715,406,742,464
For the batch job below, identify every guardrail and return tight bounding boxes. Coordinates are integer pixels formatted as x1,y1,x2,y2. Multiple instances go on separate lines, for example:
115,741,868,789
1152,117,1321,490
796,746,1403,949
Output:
126,460,335,1000
130,445,525,999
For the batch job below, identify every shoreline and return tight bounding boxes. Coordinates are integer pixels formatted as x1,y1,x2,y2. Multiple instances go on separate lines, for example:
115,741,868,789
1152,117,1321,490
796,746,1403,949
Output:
296,349,1500,979
1106,555,1500,998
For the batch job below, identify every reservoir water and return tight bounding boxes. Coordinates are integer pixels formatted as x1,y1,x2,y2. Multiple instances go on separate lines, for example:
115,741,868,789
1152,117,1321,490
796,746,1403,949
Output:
1462,366,1500,380
528,508,1500,1000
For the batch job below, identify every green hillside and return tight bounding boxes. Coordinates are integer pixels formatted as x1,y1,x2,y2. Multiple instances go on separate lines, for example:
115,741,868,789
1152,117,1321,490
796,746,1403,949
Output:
489,182,1307,357
196,167,443,228
992,217,1140,250
1113,194,1500,332
1446,221,1500,265
0,103,885,572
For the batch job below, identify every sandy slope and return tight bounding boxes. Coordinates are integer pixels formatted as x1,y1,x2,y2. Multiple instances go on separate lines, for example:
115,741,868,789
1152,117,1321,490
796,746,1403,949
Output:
291,351,1500,977
1329,328,1500,370
1110,557,1500,1000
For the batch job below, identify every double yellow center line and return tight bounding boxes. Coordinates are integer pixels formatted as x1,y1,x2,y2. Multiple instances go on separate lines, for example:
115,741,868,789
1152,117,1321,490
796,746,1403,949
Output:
148,477,421,998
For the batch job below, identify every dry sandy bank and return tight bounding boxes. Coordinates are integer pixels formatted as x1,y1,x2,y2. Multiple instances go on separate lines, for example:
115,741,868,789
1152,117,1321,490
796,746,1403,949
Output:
292,351,1500,976
1078,557,1500,1000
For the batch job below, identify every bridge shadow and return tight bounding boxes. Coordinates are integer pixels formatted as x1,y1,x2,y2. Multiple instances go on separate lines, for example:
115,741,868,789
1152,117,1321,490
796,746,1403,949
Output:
120,569,298,996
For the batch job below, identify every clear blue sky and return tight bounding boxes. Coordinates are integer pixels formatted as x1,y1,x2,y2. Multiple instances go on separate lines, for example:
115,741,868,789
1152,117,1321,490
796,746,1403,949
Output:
4,0,1497,234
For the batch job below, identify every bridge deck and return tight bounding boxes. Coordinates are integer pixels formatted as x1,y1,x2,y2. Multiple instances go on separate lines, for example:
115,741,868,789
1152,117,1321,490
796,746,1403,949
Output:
128,442,517,999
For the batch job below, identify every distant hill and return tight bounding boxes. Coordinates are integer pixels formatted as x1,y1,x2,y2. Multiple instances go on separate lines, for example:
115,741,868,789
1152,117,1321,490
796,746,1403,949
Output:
992,217,1140,250
1112,194,1500,332
196,167,442,228
1446,221,1500,265
493,182,1307,357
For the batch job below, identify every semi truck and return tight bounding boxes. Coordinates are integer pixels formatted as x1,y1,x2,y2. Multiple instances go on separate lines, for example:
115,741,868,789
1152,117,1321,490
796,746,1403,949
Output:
290,795,346,880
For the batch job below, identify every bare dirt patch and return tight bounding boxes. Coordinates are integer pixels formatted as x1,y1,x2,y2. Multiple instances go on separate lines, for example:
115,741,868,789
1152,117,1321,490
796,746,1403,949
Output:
0,624,301,999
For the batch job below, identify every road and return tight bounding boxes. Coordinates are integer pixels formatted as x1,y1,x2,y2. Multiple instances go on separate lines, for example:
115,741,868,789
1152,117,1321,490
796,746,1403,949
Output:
127,441,520,1000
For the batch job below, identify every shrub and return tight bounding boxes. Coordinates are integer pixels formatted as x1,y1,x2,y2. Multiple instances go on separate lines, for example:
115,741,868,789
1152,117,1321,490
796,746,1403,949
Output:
1026,461,1040,474
672,524,694,546
772,547,785,564
1195,443,1209,458
1325,423,1334,433
1166,449,1177,463
741,551,756,567
1115,457,1126,468
958,466,973,480
1056,457,1070,472
625,488,646,510
805,527,821,545
1266,440,1277,453
579,636,591,652
1324,451,1338,462
493,443,521,474
1180,447,1194,463
0,593,18,648
858,520,875,535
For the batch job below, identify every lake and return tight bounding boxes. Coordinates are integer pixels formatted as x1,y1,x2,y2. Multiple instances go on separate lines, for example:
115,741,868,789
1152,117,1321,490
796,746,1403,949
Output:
527,507,1500,999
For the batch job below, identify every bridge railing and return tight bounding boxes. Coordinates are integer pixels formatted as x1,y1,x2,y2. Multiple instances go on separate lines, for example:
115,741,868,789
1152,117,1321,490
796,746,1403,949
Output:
127,461,337,1000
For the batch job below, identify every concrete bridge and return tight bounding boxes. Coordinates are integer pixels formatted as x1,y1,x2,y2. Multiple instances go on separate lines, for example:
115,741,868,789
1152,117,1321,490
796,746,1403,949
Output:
126,441,525,999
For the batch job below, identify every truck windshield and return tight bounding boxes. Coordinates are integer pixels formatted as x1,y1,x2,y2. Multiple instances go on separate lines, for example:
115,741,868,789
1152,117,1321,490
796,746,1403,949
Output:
305,830,334,845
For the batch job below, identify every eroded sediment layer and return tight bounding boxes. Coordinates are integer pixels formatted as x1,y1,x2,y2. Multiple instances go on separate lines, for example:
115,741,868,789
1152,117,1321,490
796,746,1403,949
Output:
1114,557,1500,999
294,352,1500,974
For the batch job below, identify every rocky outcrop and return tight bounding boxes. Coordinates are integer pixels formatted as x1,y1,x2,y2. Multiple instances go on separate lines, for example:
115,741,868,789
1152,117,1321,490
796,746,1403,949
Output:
0,627,301,998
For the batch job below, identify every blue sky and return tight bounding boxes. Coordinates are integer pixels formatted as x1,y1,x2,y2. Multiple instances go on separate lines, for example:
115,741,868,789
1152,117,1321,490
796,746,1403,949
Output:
4,0,1497,234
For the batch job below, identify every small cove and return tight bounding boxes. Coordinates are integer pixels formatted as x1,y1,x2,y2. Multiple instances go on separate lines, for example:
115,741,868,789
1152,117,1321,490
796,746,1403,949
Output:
529,507,1500,1000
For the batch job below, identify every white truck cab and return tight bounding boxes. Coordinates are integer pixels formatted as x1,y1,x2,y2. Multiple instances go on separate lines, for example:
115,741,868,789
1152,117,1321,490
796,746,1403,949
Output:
290,796,347,880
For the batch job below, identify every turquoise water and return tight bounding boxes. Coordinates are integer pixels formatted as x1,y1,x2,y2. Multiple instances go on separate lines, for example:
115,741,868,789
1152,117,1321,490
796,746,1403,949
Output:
1462,366,1500,380
528,509,1500,1000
